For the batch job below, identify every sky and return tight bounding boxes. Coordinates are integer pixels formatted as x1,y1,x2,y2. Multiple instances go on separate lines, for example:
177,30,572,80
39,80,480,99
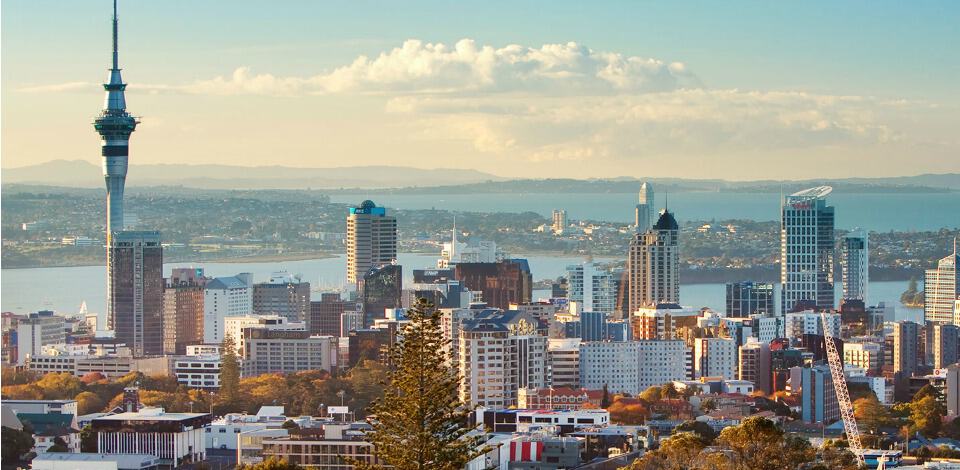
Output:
2,0,959,180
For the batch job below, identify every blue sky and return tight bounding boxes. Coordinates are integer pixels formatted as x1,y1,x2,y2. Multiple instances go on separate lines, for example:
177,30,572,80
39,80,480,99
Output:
2,0,958,179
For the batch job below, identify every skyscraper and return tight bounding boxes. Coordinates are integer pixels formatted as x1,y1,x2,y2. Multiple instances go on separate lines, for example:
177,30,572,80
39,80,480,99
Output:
346,200,397,285
108,231,163,357
360,264,402,327
780,186,835,314
626,209,680,314
893,321,919,401
841,228,869,304
925,242,959,325
551,209,567,234
252,272,311,323
726,281,775,316
566,262,616,314
162,268,206,355
635,182,654,232
94,0,138,260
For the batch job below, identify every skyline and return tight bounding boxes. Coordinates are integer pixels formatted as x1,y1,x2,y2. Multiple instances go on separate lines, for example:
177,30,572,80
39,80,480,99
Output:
3,1,959,180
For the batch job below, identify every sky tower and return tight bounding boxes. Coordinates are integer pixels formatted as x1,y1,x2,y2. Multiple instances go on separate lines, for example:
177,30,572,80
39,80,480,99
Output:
94,0,137,243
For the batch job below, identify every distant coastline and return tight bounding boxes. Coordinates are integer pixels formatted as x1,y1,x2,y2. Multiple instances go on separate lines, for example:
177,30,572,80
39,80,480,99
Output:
0,251,337,270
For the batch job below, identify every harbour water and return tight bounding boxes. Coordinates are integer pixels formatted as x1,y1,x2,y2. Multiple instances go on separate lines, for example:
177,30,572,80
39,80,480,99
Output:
0,253,922,325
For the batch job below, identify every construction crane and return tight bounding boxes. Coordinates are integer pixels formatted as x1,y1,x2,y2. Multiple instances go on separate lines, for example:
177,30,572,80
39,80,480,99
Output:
821,311,865,467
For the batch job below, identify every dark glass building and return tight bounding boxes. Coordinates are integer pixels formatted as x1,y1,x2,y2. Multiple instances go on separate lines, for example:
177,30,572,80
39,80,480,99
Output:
309,293,345,337
725,281,775,316
454,259,532,310
108,231,164,357
360,264,402,327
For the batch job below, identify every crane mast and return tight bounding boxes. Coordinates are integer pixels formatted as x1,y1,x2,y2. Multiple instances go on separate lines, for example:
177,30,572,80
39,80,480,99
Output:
821,311,865,467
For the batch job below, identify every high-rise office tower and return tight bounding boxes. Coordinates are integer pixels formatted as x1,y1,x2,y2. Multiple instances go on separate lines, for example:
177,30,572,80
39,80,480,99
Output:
566,262,616,314
360,264,402,327
203,273,254,344
108,231,163,357
780,186,835,314
454,259,533,310
934,323,959,369
841,229,869,304
925,242,959,325
551,209,567,234
635,182,654,232
162,268,206,355
94,1,138,267
309,293,345,337
346,200,397,285
726,281,775,316
626,209,680,314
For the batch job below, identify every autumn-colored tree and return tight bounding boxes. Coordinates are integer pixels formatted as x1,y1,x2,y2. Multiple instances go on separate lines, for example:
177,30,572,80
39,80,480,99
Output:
854,395,893,436
910,394,945,438
35,372,83,399
350,298,485,470
715,416,815,470
674,420,718,444
80,371,107,384
237,457,304,470
639,386,662,403
628,432,708,470
75,391,107,415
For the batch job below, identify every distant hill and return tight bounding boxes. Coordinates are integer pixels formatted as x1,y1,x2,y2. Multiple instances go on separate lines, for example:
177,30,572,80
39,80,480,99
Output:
2,159,956,192
0,160,506,189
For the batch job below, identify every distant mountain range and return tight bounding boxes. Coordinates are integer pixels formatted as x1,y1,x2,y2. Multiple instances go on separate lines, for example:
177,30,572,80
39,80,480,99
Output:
0,160,506,189
2,159,957,193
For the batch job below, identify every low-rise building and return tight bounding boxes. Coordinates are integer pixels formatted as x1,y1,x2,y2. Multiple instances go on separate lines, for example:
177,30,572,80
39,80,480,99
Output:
90,408,212,468
517,387,603,410
242,329,335,377
473,408,610,434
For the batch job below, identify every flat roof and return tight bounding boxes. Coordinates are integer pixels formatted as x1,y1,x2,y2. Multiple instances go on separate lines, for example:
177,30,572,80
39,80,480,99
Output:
32,452,159,468
94,410,209,422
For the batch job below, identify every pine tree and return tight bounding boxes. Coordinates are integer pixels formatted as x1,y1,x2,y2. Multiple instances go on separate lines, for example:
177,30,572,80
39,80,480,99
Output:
351,298,486,470
219,334,241,407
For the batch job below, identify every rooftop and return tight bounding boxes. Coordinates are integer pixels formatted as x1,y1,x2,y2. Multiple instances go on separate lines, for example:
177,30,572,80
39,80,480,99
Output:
93,407,209,422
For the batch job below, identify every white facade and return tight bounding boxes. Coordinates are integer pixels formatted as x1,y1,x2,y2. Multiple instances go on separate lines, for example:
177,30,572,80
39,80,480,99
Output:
693,338,737,380
841,229,869,303
637,340,688,389
925,250,959,325
458,322,548,409
242,333,335,377
203,273,254,344
16,312,66,365
843,342,882,372
92,408,209,465
785,311,841,344
547,338,581,388
224,314,305,355
26,354,134,378
346,201,397,285
580,342,640,395
635,182,655,232
566,263,616,314
438,231,499,269
173,354,221,389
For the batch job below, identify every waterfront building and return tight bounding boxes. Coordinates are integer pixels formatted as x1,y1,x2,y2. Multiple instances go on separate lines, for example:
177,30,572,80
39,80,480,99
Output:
91,408,211,467
552,209,567,234
163,268,206,355
566,262,617,316
346,200,397,285
252,272,310,323
94,0,138,274
739,339,772,394
359,264,402,327
108,231,163,357
309,293,345,337
925,244,959,325
203,273,254,344
15,311,66,365
635,182,655,233
241,329,335,377
841,229,869,304
693,337,737,380
934,323,960,369
780,186,835,313
455,260,533,309
626,209,680,314
726,281,774,316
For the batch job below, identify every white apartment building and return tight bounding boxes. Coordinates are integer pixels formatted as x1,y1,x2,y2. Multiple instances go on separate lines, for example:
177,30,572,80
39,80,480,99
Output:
785,311,841,344
224,314,305,356
637,340,688,389
925,249,959,325
173,353,221,390
547,338,581,388
16,311,66,365
580,342,641,395
566,263,617,315
693,337,737,380
843,342,883,373
841,229,869,303
242,329,335,377
458,315,547,409
204,273,254,344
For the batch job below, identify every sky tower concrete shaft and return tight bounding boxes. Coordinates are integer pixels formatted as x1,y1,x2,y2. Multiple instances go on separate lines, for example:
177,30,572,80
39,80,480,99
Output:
94,0,137,240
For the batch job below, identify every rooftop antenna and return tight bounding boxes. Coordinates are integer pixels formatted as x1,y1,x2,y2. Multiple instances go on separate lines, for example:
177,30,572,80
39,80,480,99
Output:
112,0,119,71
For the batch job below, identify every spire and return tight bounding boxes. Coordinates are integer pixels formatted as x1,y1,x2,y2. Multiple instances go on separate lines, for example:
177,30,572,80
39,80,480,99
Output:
451,216,458,258
112,0,119,71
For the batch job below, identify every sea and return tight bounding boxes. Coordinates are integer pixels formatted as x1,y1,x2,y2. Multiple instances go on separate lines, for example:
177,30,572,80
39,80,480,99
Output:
0,253,923,326
329,191,960,231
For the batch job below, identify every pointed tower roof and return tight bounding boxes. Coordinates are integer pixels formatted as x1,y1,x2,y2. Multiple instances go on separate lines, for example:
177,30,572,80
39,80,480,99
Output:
653,209,679,231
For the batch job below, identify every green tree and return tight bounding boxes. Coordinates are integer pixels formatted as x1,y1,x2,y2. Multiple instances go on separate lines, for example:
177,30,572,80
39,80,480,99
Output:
219,334,242,408
674,420,718,444
47,436,69,453
237,457,304,470
350,298,486,470
715,416,815,470
910,395,945,438
700,397,718,413
660,382,680,399
1,425,35,463
628,432,707,470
